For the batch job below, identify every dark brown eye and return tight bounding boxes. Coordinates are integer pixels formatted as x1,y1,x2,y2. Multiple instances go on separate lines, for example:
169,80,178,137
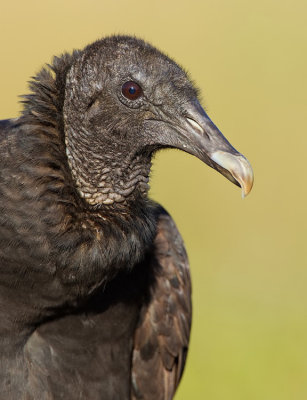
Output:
122,81,143,100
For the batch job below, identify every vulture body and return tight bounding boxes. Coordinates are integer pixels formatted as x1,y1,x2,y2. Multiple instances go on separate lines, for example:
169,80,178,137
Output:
0,36,253,399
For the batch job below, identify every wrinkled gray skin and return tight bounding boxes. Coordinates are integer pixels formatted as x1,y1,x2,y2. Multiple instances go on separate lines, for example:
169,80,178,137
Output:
64,37,197,206
64,36,252,207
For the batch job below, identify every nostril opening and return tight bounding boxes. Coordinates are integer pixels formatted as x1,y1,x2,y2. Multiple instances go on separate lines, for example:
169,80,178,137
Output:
186,117,203,134
186,117,210,140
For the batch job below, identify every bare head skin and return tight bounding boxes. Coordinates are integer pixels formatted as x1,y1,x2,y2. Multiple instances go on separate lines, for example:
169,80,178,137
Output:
63,36,253,207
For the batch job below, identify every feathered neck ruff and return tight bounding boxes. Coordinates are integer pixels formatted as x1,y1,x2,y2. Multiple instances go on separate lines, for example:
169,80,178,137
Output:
20,51,80,140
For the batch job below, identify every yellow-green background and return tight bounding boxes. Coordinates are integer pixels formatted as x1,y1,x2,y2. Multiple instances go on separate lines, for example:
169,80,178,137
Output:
1,1,307,398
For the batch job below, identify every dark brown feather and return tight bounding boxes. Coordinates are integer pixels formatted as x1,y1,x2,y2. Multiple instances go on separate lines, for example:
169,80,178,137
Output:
131,212,192,400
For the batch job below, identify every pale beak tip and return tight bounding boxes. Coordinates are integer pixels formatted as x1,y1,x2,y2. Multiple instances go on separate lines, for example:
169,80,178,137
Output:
241,173,254,198
211,150,254,198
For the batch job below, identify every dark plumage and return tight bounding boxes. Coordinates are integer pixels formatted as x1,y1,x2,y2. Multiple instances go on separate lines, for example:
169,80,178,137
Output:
0,36,253,399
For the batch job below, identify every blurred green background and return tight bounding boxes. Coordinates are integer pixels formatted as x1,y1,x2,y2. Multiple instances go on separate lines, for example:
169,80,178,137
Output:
1,0,307,398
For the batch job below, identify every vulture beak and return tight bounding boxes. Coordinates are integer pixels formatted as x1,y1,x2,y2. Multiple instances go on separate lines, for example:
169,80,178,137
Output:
174,100,254,197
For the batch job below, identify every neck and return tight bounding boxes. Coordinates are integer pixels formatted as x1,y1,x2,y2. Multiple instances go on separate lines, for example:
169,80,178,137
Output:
65,125,152,207
13,56,157,319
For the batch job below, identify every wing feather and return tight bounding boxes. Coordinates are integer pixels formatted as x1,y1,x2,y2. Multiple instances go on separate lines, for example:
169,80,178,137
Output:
131,210,192,400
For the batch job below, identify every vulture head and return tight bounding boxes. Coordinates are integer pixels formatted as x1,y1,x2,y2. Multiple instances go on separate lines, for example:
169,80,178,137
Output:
61,36,253,207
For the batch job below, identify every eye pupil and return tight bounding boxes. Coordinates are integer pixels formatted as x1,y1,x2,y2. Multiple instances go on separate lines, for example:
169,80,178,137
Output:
122,81,142,100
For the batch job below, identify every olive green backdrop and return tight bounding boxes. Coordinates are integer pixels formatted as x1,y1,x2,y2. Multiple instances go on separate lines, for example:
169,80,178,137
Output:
1,0,307,398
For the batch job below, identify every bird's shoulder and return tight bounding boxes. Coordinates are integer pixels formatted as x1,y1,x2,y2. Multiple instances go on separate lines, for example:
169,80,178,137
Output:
0,118,20,152
0,118,15,131
131,207,192,400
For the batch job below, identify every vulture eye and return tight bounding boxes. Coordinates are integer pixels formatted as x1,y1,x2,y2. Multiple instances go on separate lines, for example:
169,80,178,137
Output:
122,81,143,100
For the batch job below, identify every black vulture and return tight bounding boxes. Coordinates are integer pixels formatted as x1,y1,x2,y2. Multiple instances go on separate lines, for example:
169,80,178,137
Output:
0,36,253,399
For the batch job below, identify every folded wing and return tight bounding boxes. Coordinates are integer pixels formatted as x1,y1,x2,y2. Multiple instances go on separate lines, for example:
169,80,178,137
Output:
131,210,192,400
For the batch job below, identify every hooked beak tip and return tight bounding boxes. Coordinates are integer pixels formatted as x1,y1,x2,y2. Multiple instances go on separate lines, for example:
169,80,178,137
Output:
210,151,254,198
